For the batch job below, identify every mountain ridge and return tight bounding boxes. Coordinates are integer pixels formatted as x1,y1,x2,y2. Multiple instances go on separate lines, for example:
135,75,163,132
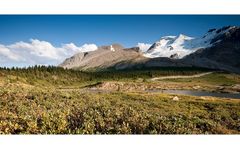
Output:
59,26,240,73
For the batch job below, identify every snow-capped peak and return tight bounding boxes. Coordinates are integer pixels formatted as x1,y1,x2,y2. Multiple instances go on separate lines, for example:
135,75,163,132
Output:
144,34,196,59
177,34,193,40
143,26,236,59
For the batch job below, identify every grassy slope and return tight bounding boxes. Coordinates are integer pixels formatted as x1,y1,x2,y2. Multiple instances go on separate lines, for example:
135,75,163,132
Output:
0,66,239,134
164,72,240,86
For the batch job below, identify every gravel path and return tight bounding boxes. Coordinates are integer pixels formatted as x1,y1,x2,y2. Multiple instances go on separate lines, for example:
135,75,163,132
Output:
150,72,213,81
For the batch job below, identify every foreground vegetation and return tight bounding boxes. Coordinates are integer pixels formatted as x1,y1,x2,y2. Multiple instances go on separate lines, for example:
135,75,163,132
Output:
0,66,239,134
0,89,239,134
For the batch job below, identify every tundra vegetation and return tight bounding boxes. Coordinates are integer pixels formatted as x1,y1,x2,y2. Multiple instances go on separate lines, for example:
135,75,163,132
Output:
0,66,239,134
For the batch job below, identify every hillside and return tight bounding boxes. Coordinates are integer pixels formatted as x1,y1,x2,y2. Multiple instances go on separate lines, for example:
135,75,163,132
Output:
59,44,145,70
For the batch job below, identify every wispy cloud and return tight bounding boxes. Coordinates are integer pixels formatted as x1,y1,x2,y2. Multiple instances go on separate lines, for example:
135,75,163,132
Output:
0,39,97,67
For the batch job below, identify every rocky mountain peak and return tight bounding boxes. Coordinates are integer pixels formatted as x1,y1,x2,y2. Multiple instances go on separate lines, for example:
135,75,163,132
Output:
98,43,124,51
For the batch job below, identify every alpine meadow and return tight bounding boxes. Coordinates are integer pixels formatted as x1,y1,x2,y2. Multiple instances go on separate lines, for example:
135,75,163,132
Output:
0,15,240,134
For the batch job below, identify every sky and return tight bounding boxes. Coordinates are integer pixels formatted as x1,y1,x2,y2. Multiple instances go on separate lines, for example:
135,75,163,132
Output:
0,15,240,67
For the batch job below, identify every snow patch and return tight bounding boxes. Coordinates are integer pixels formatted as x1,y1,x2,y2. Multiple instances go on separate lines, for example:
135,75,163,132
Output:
110,45,115,52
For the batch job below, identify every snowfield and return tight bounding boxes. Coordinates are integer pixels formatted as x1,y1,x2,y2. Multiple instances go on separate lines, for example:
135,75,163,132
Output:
143,26,236,59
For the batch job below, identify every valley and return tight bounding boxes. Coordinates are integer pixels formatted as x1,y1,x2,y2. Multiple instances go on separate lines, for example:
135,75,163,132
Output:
0,66,239,134
1,25,240,134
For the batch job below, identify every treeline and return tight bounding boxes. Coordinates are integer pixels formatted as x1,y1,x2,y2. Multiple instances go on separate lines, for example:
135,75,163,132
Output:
0,65,92,86
0,65,212,86
89,66,212,81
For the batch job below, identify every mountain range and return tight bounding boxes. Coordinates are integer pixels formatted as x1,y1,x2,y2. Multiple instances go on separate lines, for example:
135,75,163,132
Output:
59,26,240,73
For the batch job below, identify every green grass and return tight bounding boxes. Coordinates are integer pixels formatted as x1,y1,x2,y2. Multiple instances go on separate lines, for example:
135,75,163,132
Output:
164,72,240,86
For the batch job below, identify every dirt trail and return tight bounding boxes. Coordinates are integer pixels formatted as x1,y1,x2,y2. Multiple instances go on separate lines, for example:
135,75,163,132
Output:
150,72,213,81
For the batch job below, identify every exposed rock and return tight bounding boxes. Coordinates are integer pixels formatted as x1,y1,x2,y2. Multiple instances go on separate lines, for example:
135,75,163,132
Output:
170,53,179,59
217,86,225,90
200,96,207,100
172,96,179,101
231,84,240,92
193,86,201,90
168,46,174,50
59,44,144,70
208,28,216,33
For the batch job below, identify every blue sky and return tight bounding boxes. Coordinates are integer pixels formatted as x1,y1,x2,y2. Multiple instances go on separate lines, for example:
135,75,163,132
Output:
0,15,240,67
1,15,240,47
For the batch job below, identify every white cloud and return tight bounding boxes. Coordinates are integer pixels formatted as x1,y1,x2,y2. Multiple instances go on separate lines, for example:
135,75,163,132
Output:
9,39,60,59
0,44,23,61
0,39,98,67
137,43,151,52
62,43,97,53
